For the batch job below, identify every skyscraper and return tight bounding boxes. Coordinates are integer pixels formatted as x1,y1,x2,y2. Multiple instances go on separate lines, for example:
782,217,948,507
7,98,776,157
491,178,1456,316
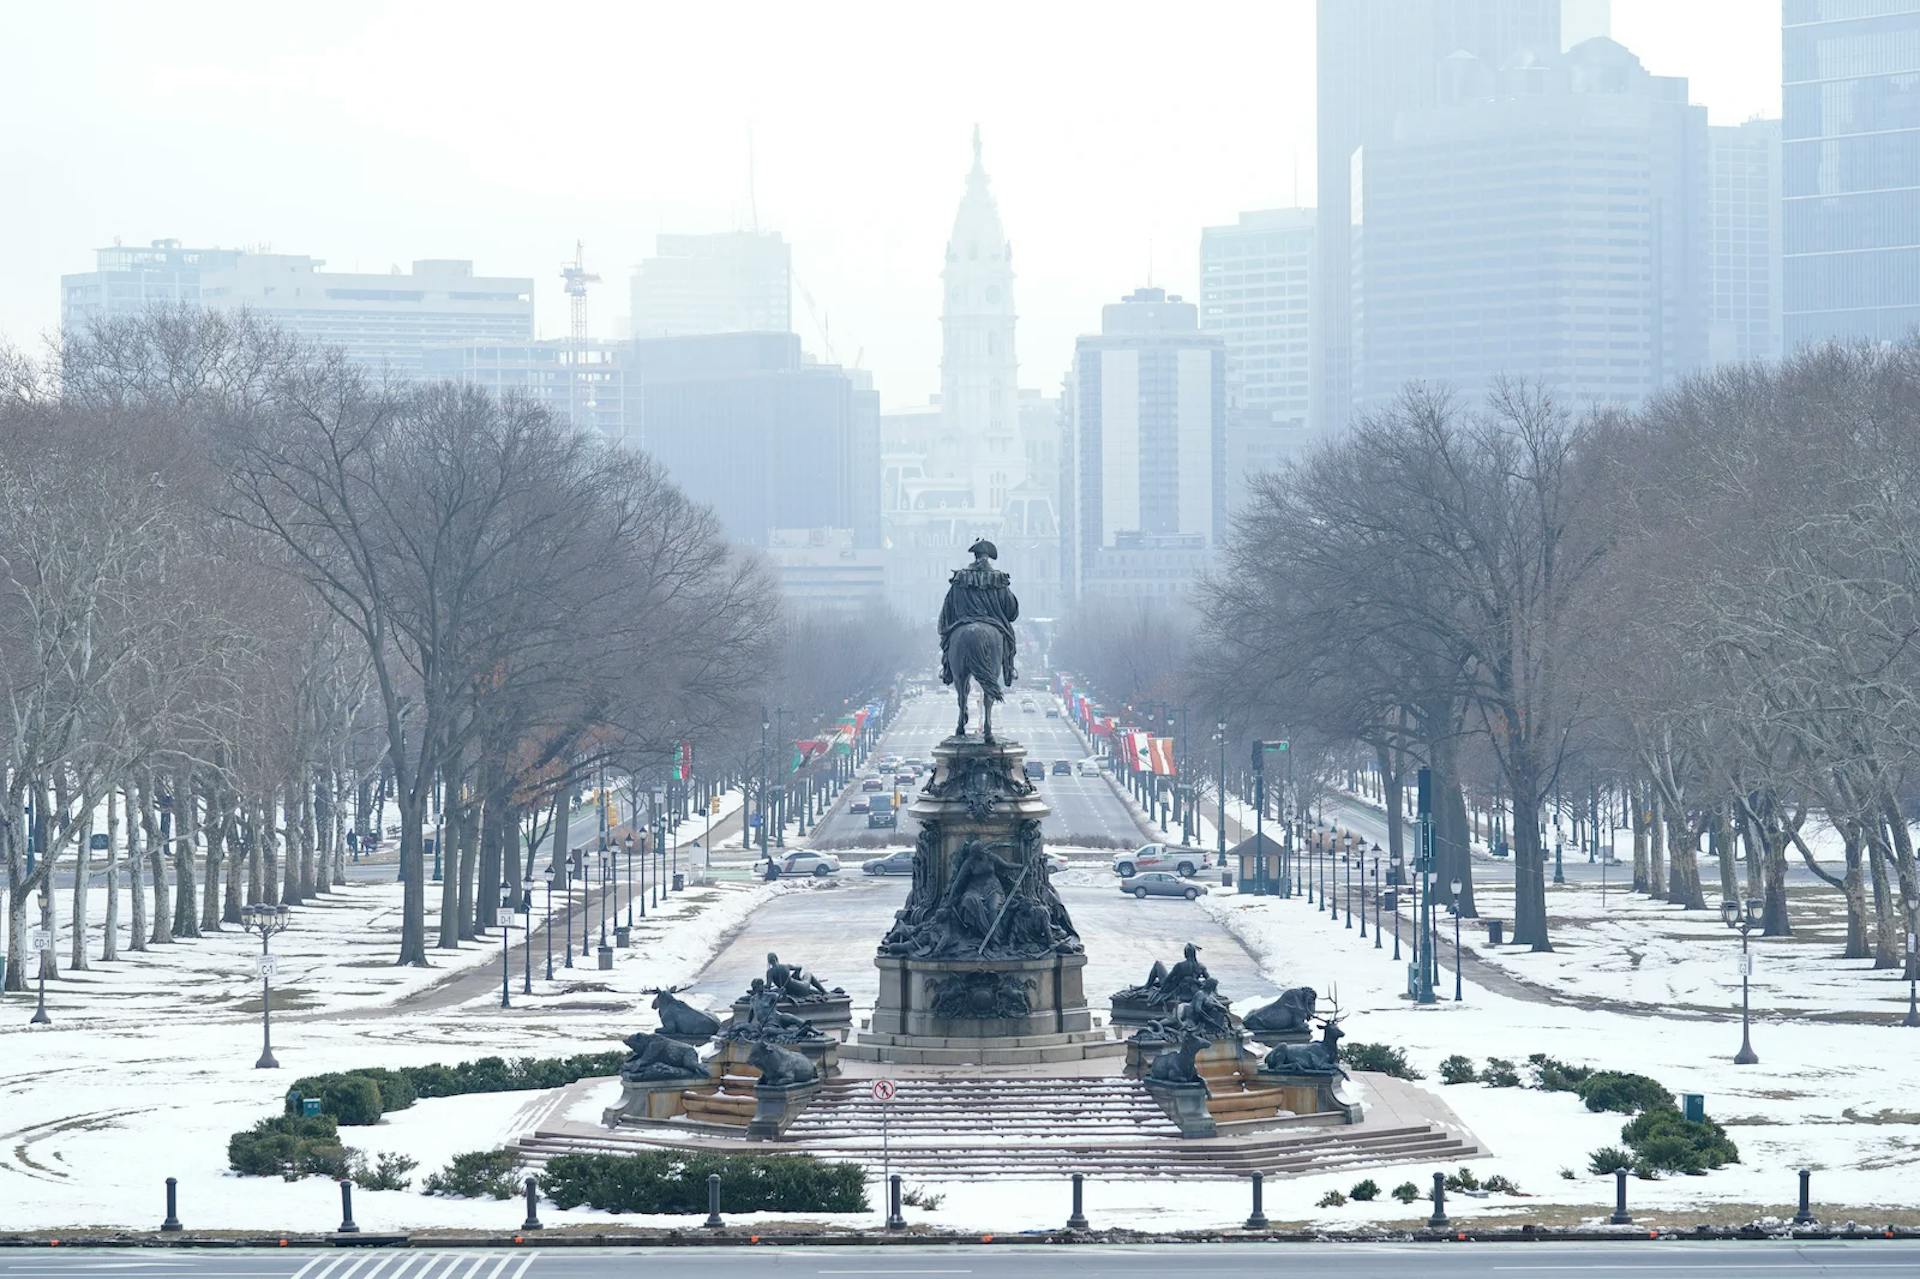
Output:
1350,39,1708,411
938,126,1024,514
1200,208,1314,428
1313,0,1563,433
628,231,792,338
1069,288,1226,603
61,244,533,377
1782,1,1920,348
1710,119,1784,366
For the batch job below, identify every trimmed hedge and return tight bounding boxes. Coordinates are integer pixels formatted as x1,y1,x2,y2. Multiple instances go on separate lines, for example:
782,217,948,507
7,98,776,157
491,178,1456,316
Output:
228,1114,350,1180
422,1149,522,1200
1620,1106,1739,1174
540,1151,868,1215
1341,1042,1423,1080
291,1052,626,1125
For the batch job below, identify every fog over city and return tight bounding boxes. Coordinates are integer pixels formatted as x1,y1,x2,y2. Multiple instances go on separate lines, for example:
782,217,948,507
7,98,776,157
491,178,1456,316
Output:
9,1,1920,1267
4,1,1774,401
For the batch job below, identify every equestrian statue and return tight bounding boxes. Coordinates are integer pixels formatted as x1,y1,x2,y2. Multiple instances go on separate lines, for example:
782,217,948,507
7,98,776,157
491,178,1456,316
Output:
940,539,1019,741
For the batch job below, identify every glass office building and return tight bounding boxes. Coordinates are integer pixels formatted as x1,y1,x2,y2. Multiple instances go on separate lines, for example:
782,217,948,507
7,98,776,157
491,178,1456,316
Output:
1783,0,1920,347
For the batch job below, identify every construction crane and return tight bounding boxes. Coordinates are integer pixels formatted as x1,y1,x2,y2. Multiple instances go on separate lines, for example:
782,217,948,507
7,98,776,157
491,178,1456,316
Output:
559,242,601,428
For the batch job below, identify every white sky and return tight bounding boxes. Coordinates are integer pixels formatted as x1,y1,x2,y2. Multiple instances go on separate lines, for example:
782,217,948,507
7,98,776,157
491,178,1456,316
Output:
0,1,1780,408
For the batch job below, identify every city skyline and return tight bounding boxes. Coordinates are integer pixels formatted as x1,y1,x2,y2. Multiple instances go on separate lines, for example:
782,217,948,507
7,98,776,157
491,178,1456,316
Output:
2,1,1779,409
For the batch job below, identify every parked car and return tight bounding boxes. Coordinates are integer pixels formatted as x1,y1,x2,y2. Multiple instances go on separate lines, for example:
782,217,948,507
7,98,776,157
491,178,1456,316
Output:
769,850,841,879
1120,871,1208,901
868,795,897,829
850,798,871,814
863,848,916,876
1051,759,1073,775
1023,761,1045,780
1112,843,1205,878
1044,852,1069,875
862,777,885,792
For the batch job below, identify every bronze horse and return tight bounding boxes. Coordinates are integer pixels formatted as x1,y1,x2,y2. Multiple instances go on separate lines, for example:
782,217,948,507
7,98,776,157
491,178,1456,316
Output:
948,619,1010,742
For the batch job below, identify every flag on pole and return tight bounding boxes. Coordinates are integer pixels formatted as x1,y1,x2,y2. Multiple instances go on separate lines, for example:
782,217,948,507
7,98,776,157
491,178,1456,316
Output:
677,740,694,782
1150,737,1176,776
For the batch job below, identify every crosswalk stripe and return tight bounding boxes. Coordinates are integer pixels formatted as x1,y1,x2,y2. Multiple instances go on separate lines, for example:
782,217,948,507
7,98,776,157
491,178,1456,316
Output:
504,1255,537,1279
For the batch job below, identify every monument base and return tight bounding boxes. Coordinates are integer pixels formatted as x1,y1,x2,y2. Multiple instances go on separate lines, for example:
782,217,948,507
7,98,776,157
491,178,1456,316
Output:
601,1075,695,1126
869,951,1092,1039
729,993,852,1042
714,1035,840,1080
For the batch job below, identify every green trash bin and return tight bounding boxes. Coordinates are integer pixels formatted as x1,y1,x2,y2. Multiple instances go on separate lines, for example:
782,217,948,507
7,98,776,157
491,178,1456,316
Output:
1683,1093,1705,1123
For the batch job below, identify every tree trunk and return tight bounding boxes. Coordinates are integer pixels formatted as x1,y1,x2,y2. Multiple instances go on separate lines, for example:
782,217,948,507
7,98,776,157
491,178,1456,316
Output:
1666,813,1708,911
1509,770,1550,952
201,780,226,932
126,783,148,953
1869,825,1899,970
69,797,92,973
1648,790,1667,901
280,785,301,907
1841,825,1870,960
144,777,172,946
102,786,121,961
458,801,482,938
1631,780,1649,894
222,805,245,924
1429,727,1476,917
1883,797,1920,980
173,773,201,939
1712,808,1737,905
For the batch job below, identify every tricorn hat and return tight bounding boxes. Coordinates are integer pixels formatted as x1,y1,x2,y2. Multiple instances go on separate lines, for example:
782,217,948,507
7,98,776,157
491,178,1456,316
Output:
968,538,999,560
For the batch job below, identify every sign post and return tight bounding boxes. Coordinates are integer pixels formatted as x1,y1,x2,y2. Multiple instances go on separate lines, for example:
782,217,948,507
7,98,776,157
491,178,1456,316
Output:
872,1078,899,1227
26,925,50,1025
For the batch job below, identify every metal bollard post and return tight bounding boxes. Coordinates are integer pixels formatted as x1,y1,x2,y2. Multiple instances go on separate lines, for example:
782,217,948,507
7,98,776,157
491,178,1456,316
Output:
521,1176,543,1231
1427,1171,1449,1229
704,1172,723,1230
1245,1171,1270,1231
1066,1172,1089,1231
1793,1168,1815,1226
161,1177,182,1233
337,1180,360,1234
887,1174,906,1231
1611,1167,1632,1225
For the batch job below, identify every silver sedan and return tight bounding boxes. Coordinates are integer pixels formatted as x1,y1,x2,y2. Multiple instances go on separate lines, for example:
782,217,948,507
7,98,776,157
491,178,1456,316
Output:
1119,871,1209,901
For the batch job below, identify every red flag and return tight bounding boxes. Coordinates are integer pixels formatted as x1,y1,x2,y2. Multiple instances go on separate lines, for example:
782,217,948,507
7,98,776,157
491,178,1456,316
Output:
1150,737,1176,776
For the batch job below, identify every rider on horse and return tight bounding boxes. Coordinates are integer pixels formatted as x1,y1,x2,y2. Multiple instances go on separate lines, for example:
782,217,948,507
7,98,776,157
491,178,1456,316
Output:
939,540,1020,738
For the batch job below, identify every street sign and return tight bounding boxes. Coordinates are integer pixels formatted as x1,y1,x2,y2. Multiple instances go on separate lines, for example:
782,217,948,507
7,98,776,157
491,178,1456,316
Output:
871,1078,897,1103
26,927,49,951
709,797,720,815
255,955,280,979
1738,952,1754,978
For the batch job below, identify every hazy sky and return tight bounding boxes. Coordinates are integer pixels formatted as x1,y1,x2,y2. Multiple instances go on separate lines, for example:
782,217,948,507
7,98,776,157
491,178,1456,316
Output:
1,1,1780,408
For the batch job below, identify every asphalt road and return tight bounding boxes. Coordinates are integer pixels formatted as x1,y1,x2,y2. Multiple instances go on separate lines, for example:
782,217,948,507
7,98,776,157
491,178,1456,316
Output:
807,691,1149,849
4,1242,1915,1278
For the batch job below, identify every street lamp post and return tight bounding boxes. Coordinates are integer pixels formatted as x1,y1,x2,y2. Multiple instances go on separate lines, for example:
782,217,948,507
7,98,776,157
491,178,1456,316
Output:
625,832,638,929
242,903,292,1067
1372,853,1383,949
499,886,514,1010
1722,897,1762,1064
758,714,771,867
566,847,579,967
1451,878,1465,1002
1342,849,1353,929
1904,932,1919,1029
520,876,535,996
1216,721,1228,868
542,866,555,982
774,707,788,848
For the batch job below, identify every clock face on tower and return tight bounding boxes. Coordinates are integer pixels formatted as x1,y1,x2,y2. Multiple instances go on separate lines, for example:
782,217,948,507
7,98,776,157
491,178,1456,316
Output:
984,284,1001,303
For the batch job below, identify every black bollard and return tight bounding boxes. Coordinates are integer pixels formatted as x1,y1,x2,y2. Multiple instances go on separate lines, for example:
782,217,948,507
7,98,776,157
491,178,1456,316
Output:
1245,1171,1270,1231
160,1177,182,1233
1611,1167,1632,1225
1793,1168,1815,1226
704,1172,723,1230
887,1174,906,1231
1428,1171,1449,1229
1066,1172,1089,1231
337,1180,360,1234
521,1176,543,1232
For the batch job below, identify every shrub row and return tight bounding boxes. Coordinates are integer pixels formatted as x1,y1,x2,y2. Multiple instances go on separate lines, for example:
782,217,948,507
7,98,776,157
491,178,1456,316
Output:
1341,1042,1423,1080
290,1052,626,1125
1435,1054,1671,1114
228,1114,352,1181
539,1150,868,1215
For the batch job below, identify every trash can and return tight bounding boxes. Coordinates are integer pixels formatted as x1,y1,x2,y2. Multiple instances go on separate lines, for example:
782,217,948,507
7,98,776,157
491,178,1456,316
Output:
673,873,686,892
1487,920,1505,946
1683,1093,1705,1123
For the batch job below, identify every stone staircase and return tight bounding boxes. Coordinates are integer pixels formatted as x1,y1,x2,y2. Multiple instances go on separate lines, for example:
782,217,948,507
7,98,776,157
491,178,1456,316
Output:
514,1074,1480,1181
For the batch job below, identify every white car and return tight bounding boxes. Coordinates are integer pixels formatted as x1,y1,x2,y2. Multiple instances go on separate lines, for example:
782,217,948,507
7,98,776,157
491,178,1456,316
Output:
1076,758,1103,776
1112,843,1205,879
769,850,841,879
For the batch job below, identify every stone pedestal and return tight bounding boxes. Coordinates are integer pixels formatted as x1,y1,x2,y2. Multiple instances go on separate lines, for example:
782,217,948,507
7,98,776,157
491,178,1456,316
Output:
1254,1069,1363,1122
601,1075,700,1126
850,735,1118,1066
745,1081,819,1140
1144,1080,1217,1138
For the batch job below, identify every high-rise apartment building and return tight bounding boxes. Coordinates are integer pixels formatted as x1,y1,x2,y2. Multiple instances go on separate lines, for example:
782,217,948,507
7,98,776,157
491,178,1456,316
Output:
628,231,792,339
1069,288,1226,602
1710,119,1784,366
1314,0,1564,434
1782,1,1920,348
1350,38,1708,412
1200,208,1314,427
61,243,533,377
421,338,631,440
